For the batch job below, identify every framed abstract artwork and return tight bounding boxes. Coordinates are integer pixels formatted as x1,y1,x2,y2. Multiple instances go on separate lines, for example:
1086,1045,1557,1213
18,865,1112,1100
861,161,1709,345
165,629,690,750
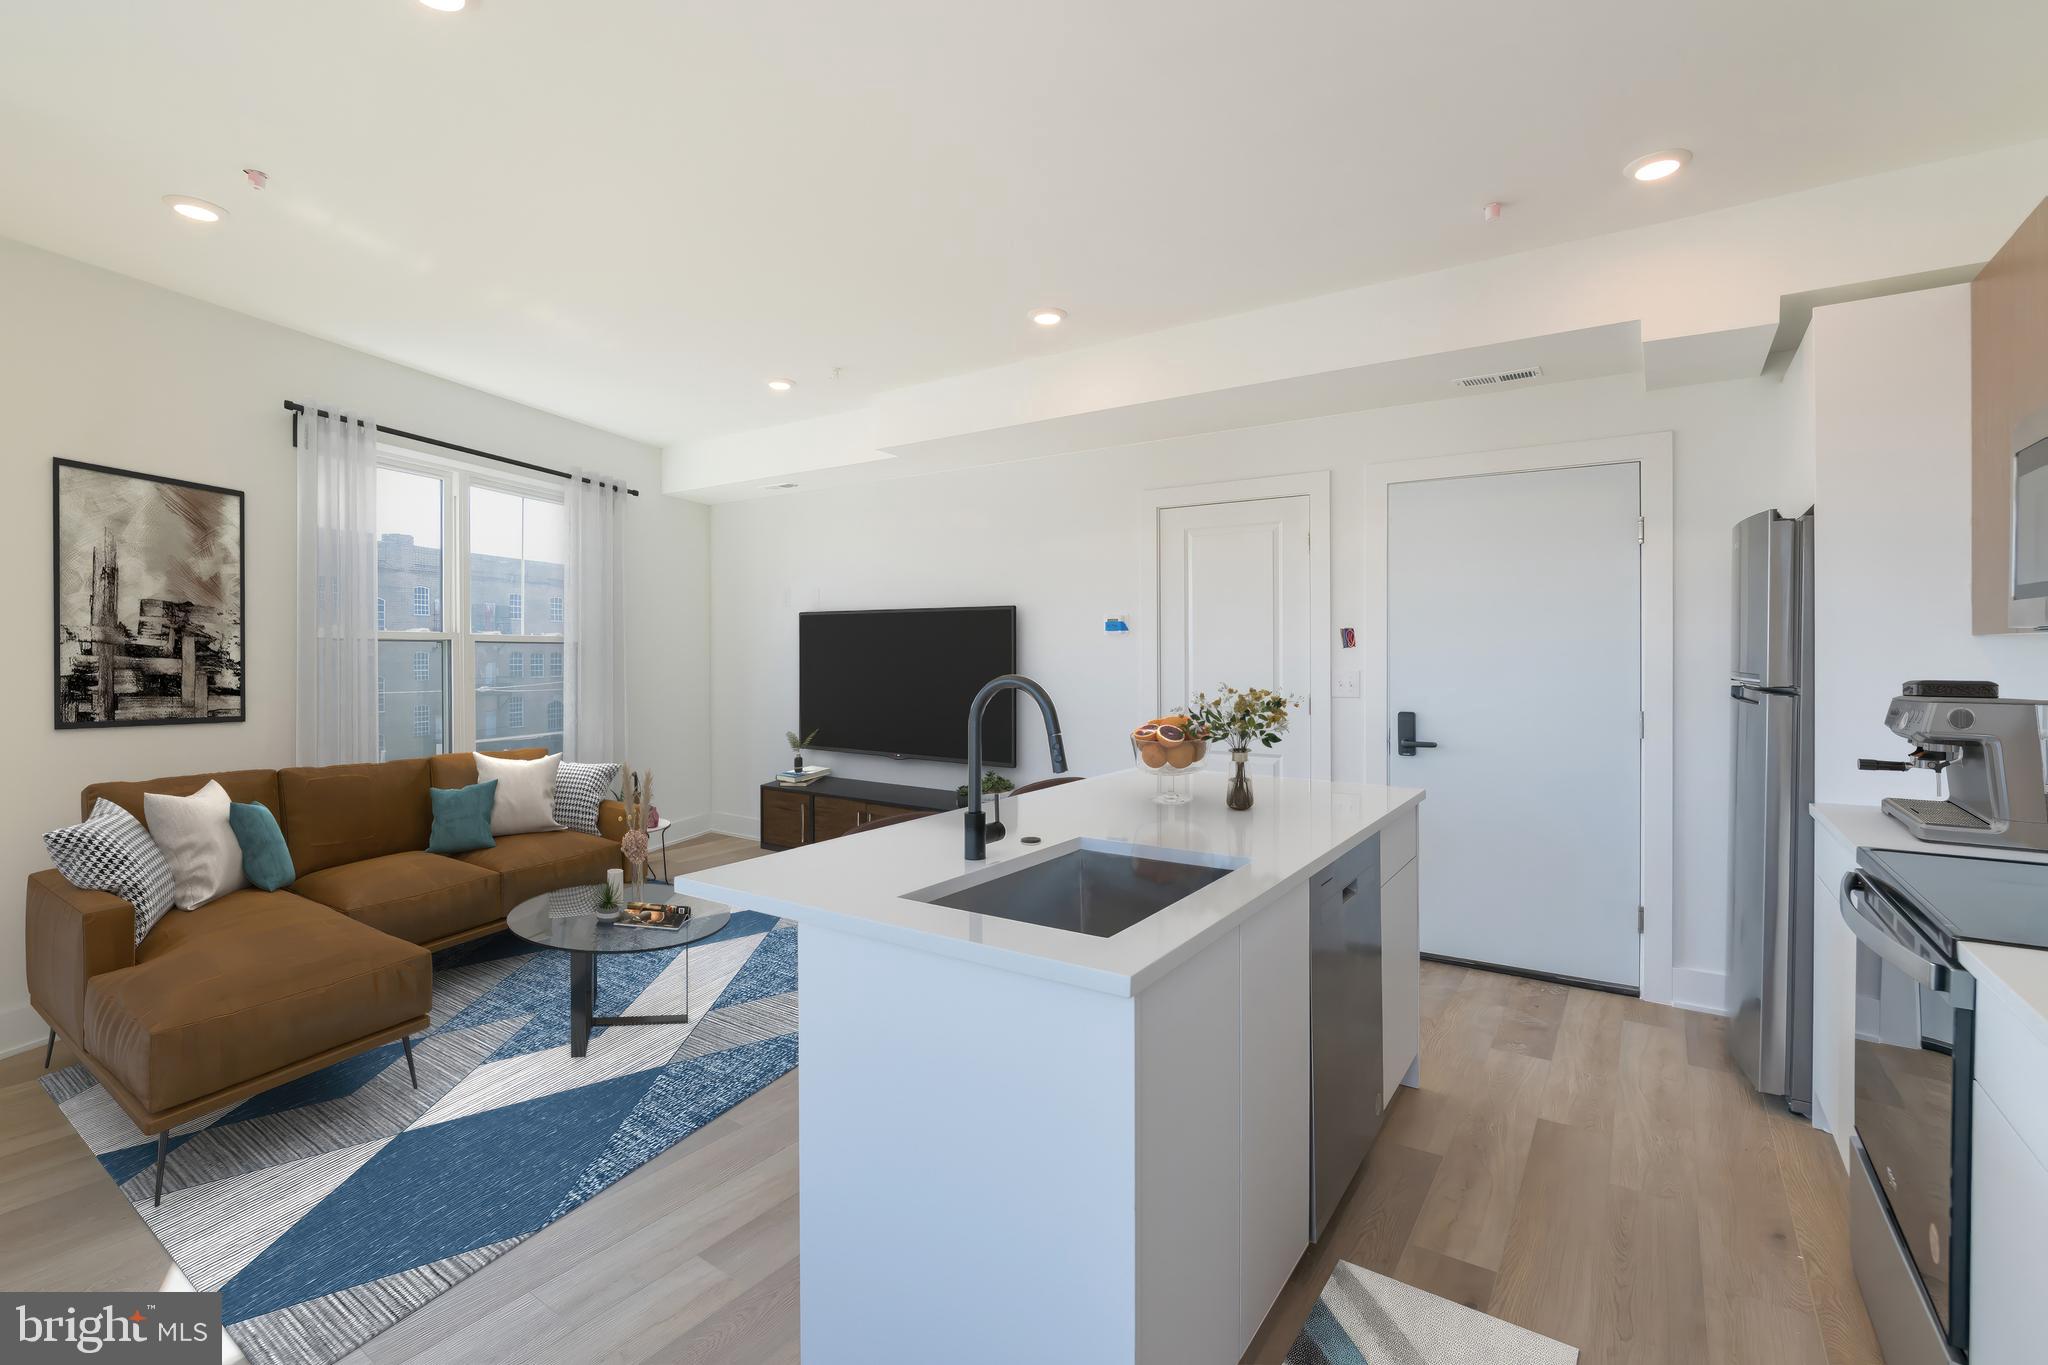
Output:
53,458,246,729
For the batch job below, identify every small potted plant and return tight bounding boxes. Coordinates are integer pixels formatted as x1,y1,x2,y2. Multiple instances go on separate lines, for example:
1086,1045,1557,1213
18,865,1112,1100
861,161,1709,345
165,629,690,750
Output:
1186,687,1299,810
785,728,819,775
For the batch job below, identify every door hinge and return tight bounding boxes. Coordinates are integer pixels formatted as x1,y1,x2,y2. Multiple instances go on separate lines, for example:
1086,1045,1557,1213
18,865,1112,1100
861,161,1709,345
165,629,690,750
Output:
1637,517,1646,545
1640,711,1646,740
1637,905,1646,934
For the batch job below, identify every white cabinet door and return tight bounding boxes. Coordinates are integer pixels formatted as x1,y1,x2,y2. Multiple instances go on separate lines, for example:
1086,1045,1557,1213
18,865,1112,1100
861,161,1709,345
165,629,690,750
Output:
1239,884,1310,1350
1811,878,1857,1170
1970,1082,2048,1365
1381,856,1420,1106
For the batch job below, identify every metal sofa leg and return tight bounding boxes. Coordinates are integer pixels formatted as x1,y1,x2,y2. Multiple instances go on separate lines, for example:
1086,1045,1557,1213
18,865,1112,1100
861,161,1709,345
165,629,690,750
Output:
153,1133,168,1207
43,1028,55,1069
402,1035,418,1089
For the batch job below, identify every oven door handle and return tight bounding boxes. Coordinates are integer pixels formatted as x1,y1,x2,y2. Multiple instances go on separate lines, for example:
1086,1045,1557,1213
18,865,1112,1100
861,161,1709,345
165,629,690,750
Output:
1838,870,1951,992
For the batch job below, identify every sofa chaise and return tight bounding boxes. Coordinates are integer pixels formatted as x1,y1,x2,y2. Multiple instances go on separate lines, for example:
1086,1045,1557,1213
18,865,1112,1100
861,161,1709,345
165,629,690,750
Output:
25,748,626,1202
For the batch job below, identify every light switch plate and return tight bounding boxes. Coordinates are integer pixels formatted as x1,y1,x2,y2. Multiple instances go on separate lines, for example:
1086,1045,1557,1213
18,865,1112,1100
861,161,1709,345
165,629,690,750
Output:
1333,669,1362,698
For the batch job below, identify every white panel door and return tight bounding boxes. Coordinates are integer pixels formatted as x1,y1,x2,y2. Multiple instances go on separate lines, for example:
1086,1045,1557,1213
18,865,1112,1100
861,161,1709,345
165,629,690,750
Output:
1158,497,1312,779
1387,462,1642,988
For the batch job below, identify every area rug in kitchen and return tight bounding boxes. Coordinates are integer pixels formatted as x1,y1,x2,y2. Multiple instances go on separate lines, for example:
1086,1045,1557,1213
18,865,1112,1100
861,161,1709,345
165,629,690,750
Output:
1285,1260,1578,1365
39,910,798,1365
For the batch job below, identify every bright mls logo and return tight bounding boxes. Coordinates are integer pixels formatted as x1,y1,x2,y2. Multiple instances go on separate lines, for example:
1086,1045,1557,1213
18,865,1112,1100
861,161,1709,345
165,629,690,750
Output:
5,1293,219,1362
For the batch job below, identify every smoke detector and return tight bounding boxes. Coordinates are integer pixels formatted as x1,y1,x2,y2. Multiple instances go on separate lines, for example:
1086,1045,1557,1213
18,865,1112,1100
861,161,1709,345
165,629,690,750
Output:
1453,365,1544,390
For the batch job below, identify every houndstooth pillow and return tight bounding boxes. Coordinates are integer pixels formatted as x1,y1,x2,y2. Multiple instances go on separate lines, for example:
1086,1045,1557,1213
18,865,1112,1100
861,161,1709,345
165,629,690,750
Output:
43,799,178,945
553,761,621,834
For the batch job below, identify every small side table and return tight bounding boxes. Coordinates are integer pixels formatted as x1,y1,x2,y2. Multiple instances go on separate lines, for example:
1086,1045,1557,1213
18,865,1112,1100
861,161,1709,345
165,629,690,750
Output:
651,817,674,879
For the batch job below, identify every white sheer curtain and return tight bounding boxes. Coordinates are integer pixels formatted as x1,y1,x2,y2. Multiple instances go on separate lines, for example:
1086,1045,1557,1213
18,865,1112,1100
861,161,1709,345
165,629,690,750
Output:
564,473,628,765
294,406,381,765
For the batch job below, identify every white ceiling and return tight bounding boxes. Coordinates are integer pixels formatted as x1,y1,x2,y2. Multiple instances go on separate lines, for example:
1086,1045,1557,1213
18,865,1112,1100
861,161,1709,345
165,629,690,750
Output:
3,1,2045,450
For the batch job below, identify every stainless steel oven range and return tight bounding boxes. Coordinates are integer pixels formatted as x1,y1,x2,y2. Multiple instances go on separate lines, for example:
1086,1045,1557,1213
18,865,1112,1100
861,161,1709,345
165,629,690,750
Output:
1840,848,2048,1364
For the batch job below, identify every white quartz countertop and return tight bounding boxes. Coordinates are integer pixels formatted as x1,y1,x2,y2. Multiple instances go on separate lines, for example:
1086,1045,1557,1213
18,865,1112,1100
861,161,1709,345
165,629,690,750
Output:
1811,803,2048,866
675,770,1424,996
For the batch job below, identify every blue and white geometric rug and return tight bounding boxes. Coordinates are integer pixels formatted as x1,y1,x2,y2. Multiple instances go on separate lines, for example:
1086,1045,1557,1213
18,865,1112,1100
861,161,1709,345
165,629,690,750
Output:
40,910,798,1365
1285,1261,1578,1365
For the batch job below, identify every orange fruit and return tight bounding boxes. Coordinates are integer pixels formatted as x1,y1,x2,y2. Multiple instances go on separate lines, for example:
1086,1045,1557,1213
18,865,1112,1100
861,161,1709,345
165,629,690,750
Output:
1165,743,1199,769
1139,742,1169,768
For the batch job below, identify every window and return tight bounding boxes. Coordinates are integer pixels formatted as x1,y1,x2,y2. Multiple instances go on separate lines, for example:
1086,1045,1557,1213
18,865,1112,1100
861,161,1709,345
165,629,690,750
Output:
373,456,570,761
378,677,385,715
469,487,563,638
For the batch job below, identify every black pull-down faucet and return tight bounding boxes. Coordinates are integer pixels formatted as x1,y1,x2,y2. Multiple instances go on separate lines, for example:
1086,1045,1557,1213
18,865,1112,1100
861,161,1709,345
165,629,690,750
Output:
965,674,1066,860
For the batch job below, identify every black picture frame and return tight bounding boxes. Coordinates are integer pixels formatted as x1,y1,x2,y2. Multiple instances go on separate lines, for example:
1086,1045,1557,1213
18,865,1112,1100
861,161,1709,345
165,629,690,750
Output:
52,458,248,731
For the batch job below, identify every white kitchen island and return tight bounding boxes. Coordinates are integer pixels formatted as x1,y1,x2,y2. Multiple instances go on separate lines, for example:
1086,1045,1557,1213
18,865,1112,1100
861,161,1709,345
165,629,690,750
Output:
674,770,1424,1365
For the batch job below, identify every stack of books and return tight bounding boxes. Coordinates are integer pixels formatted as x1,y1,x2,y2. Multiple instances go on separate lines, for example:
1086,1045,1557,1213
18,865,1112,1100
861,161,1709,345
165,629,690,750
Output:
776,765,831,786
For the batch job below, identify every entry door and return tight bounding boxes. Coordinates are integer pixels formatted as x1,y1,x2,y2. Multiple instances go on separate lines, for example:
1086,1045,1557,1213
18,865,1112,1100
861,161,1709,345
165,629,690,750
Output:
1158,496,1312,778
1387,462,1642,988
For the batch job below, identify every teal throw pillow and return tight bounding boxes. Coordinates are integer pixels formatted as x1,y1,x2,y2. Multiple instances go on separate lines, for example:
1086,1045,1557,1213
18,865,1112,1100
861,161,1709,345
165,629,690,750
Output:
228,801,296,892
429,780,498,854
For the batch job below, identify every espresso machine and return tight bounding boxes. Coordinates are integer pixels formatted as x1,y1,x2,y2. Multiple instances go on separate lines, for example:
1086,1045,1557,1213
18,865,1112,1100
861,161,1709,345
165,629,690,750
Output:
1859,680,2048,850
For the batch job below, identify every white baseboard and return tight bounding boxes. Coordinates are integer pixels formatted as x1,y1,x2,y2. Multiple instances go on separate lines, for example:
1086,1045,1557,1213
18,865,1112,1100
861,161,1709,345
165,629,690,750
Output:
0,1001,49,1060
709,812,761,841
1669,966,1732,1016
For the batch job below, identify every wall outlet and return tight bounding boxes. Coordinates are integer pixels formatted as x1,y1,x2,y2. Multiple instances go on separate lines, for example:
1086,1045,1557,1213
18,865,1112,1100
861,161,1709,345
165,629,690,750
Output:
1332,668,1362,699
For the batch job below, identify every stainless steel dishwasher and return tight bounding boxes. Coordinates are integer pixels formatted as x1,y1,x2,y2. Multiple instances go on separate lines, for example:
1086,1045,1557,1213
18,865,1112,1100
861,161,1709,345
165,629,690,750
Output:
1310,834,1384,1238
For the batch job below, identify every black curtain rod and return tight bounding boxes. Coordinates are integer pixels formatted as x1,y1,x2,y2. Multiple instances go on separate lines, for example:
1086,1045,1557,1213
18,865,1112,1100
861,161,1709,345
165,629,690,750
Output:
282,401,640,496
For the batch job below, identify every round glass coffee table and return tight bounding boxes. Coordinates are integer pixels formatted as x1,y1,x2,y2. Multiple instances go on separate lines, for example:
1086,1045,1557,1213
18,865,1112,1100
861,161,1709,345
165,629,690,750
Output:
505,884,733,1058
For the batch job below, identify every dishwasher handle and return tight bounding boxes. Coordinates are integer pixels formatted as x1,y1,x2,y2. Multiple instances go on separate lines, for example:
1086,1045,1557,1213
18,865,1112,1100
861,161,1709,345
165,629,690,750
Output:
1838,870,1953,993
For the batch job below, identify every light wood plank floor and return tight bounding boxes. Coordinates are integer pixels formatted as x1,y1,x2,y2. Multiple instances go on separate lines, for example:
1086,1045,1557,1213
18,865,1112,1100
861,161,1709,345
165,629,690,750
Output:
4,840,1882,1365
1243,965,1886,1365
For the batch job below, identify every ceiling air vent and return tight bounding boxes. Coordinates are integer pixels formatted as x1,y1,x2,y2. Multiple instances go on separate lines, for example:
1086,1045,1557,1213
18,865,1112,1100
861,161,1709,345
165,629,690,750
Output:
1454,365,1544,390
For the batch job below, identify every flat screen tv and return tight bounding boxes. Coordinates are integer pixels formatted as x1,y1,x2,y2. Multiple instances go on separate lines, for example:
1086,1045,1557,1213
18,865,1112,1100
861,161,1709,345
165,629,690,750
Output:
798,607,1017,766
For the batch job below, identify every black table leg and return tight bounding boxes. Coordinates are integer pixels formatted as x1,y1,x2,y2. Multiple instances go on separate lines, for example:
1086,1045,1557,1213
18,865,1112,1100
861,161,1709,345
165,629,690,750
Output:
569,951,595,1058
43,1028,55,1069
152,1132,168,1207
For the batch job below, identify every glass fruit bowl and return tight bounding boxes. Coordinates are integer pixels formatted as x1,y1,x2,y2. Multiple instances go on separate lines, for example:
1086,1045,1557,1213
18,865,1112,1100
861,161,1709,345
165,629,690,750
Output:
1132,722,1209,803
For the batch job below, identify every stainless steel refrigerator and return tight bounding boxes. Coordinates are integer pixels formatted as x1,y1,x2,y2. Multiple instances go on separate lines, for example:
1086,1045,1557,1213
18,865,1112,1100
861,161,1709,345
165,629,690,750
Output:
1725,508,1814,1113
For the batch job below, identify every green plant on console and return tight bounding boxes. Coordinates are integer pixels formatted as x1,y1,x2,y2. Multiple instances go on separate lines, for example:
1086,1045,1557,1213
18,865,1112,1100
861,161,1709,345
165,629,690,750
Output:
785,728,819,769
955,772,1015,804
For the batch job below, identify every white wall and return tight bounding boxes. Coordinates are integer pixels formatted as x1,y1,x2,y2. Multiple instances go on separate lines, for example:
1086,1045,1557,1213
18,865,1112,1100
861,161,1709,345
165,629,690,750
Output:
1811,284,2048,805
709,370,1809,1007
0,237,710,1054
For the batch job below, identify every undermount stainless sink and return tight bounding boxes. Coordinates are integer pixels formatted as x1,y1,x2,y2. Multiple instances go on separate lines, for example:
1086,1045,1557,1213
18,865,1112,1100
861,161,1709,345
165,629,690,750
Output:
909,840,1245,938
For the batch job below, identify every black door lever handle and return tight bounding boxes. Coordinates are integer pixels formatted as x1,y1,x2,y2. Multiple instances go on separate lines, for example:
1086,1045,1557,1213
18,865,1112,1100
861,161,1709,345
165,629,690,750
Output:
1396,710,1437,757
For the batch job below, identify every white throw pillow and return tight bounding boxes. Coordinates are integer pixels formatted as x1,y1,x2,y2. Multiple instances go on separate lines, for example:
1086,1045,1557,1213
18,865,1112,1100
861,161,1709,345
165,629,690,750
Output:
143,780,249,910
474,751,565,836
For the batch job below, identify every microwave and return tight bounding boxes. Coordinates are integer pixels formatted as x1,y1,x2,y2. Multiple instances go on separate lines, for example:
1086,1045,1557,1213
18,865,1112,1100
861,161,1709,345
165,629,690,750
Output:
2009,404,2048,629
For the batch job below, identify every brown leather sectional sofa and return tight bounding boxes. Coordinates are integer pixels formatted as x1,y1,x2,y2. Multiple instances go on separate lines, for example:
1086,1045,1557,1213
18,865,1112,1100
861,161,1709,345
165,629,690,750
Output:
26,748,625,1202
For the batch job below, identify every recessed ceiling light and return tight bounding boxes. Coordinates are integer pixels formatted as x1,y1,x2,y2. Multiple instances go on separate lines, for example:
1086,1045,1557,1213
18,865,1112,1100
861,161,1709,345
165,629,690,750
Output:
162,195,226,223
1029,307,1067,327
1624,149,1691,183
766,378,795,392
419,0,467,11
